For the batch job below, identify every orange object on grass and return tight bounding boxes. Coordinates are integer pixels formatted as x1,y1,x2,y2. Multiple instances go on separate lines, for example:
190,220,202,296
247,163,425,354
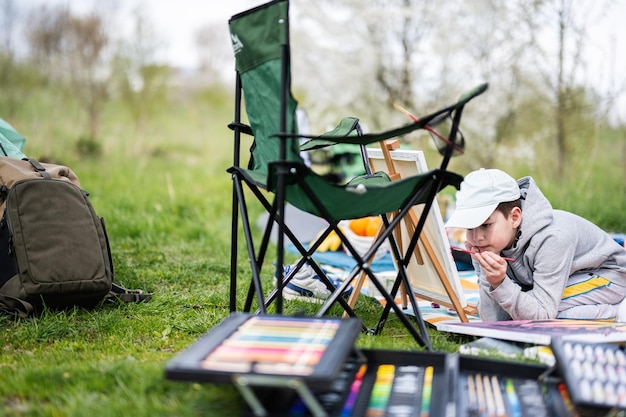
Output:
349,216,381,237
365,217,382,236
349,217,370,236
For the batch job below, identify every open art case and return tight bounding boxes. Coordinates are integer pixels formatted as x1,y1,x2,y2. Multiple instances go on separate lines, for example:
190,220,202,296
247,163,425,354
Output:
165,313,587,417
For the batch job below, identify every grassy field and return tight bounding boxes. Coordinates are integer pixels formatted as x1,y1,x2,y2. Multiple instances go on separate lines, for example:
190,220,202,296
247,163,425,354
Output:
1,85,623,416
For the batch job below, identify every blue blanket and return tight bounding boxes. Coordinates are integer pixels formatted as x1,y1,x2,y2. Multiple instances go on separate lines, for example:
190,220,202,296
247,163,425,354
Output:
286,243,395,272
286,243,473,273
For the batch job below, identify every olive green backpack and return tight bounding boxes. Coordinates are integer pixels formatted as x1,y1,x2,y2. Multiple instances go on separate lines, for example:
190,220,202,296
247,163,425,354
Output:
0,157,150,317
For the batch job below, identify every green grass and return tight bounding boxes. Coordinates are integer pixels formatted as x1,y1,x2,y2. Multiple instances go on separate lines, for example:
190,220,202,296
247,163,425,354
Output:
1,87,623,416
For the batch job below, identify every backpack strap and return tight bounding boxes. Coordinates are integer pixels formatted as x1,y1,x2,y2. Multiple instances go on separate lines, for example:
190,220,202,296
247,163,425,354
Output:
0,294,34,318
24,158,51,179
0,283,151,318
0,283,152,317
107,282,152,303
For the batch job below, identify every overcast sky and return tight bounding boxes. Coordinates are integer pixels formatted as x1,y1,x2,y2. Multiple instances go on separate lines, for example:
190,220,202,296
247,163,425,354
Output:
17,0,626,72
18,0,265,68
129,0,263,67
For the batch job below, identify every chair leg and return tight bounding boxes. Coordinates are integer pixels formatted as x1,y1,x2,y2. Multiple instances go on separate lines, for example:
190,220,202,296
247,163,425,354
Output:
229,181,239,312
342,268,368,319
342,219,383,319
319,217,432,348
231,176,269,314
236,189,267,314
373,217,432,348
374,178,444,340
243,213,275,312
367,267,431,348
259,260,361,321
246,213,360,318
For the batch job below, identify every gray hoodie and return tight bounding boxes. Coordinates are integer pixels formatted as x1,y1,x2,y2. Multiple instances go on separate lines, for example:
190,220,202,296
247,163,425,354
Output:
477,176,626,321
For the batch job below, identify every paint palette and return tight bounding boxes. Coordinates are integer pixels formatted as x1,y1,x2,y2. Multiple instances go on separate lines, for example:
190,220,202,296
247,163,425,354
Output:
551,337,626,415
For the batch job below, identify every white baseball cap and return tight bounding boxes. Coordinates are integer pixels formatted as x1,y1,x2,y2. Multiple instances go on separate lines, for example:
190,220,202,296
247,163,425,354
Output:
445,168,520,229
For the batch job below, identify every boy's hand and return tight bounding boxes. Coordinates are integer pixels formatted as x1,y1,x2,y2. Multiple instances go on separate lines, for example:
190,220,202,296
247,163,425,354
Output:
471,251,507,288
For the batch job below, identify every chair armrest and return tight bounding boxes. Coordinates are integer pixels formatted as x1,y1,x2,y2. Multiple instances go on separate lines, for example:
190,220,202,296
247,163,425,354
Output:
299,83,488,149
228,121,253,136
300,117,360,151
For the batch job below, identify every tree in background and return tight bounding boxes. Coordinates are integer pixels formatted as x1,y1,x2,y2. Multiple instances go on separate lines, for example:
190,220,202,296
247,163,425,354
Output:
365,0,432,119
0,0,21,119
27,4,113,154
290,0,439,133
518,0,617,179
0,0,42,121
290,0,623,181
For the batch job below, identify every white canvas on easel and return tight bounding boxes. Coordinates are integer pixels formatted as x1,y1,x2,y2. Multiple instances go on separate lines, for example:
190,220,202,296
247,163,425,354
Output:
366,148,469,317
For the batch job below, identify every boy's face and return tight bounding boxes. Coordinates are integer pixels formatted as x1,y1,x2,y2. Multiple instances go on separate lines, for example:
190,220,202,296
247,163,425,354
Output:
465,208,522,253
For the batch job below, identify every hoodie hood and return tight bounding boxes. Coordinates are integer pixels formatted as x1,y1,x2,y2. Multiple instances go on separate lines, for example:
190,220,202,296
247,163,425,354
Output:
504,176,553,259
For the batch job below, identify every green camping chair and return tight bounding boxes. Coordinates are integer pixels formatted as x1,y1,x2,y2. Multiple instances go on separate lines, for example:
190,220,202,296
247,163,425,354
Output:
227,0,487,348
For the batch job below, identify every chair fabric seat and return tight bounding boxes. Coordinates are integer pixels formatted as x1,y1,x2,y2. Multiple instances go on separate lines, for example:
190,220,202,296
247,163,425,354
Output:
229,164,462,221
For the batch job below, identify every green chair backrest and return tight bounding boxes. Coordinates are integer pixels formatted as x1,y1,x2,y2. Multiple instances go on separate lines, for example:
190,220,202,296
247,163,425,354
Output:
229,0,301,176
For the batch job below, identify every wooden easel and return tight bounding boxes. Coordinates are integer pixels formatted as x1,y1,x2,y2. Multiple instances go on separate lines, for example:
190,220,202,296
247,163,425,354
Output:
344,140,476,322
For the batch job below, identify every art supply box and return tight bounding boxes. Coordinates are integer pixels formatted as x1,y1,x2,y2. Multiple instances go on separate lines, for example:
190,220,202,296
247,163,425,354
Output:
165,313,608,416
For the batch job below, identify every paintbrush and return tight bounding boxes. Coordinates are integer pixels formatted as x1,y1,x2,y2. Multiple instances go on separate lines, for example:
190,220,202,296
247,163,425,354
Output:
452,247,515,262
393,102,465,154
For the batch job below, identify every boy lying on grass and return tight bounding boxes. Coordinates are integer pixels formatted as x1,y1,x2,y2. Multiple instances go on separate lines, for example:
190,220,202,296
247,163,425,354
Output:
445,168,626,322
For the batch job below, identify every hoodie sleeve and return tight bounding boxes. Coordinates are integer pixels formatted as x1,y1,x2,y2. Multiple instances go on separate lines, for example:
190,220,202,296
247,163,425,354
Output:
477,268,512,321
485,233,573,320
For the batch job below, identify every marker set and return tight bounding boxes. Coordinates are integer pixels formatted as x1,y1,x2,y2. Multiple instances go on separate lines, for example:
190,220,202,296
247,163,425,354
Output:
366,364,433,416
165,314,576,416
284,361,437,416
352,363,433,417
